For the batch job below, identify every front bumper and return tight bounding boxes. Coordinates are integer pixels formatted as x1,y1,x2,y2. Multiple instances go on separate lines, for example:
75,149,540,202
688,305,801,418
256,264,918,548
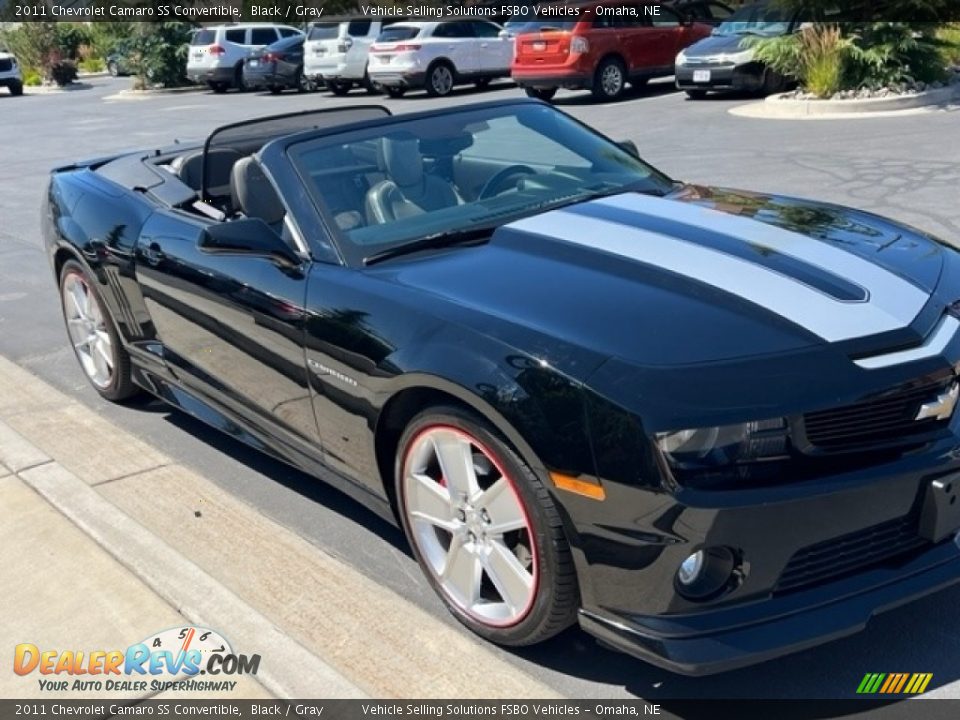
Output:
581,536,960,675
675,61,765,92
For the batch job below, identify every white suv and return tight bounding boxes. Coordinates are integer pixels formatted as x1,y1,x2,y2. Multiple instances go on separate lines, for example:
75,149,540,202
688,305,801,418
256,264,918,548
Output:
367,21,512,98
187,24,303,93
304,19,399,95
0,51,23,97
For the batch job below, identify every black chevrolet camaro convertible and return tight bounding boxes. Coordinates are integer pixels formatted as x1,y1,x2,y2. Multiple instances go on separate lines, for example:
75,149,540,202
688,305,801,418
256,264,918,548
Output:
43,100,960,675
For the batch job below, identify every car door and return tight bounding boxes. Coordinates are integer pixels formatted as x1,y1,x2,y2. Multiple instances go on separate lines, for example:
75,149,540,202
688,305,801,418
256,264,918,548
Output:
135,208,321,456
431,21,478,75
649,6,688,67
473,21,512,74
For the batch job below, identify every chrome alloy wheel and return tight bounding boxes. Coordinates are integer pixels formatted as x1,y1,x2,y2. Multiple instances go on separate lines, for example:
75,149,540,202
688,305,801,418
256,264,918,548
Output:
402,426,538,626
600,64,624,97
62,272,114,389
430,65,454,96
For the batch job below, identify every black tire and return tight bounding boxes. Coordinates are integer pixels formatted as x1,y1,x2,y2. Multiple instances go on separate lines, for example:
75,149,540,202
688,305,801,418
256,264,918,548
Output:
524,86,557,102
294,68,305,93
268,85,282,95
592,56,626,101
395,405,579,646
8,81,23,97
59,260,139,402
685,89,708,100
362,71,382,94
107,61,119,77
233,64,246,92
760,68,786,97
327,80,351,96
385,86,406,98
210,81,228,94
425,61,455,97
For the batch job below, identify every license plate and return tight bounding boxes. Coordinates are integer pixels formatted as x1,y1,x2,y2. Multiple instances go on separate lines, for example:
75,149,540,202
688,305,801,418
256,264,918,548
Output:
249,59,259,67
378,55,391,64
919,473,960,542
693,69,711,83
315,48,326,55
533,41,546,51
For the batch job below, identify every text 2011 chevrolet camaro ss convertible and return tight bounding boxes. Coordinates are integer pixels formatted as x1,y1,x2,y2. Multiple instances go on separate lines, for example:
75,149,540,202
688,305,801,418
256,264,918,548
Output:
44,100,960,675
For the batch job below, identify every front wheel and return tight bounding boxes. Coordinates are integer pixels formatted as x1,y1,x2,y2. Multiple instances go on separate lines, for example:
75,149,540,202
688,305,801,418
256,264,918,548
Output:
8,81,23,97
107,61,119,77
524,86,557,102
59,260,139,402
396,406,578,645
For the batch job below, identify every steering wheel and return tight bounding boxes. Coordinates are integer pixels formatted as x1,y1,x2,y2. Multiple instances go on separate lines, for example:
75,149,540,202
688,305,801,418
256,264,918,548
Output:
478,165,537,200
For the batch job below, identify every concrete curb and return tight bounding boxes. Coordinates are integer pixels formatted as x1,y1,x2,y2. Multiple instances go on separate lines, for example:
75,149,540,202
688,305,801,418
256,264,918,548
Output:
730,84,960,119
1,421,366,699
104,85,206,101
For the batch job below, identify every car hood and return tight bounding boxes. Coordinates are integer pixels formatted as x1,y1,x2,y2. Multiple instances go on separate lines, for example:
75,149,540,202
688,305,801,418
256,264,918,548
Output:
380,187,948,375
682,33,757,59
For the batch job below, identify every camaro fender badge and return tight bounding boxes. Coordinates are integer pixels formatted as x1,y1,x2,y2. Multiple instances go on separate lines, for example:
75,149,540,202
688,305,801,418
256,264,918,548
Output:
307,358,358,387
915,382,960,421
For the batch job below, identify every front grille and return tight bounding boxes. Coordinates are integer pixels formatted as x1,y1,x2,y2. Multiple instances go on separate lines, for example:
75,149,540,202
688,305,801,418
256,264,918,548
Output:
801,375,953,453
0,59,12,73
776,515,928,593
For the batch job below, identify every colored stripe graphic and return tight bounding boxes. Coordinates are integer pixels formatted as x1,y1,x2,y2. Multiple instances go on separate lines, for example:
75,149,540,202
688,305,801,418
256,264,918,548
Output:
857,673,932,694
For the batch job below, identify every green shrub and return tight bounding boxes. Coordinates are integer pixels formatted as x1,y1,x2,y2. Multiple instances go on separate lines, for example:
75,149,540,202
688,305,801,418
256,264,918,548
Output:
937,23,960,65
126,22,195,88
23,71,42,87
49,61,78,87
751,24,855,98
849,22,948,87
78,57,106,74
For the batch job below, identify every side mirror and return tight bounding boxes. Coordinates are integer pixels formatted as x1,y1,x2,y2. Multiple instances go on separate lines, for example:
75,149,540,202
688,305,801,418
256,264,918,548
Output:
617,139,640,159
200,217,301,269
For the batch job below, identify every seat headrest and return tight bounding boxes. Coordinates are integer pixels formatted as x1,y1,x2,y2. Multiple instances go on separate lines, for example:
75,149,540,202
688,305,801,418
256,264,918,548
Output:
381,135,423,189
174,148,244,196
230,157,285,226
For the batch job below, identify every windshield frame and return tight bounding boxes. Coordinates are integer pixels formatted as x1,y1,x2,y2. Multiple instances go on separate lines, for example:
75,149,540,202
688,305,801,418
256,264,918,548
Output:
279,100,674,268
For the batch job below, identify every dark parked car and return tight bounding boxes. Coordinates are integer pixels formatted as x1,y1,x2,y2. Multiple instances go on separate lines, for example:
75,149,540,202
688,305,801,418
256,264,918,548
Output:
243,35,310,94
669,0,734,24
44,101,960,675
675,0,807,97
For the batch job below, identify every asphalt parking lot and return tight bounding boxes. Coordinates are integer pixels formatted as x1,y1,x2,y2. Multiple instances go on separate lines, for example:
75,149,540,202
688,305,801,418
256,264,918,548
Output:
2,75,960,701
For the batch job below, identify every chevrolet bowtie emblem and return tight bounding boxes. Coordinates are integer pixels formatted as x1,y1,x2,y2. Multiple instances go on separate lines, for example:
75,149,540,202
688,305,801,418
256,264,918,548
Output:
916,382,960,421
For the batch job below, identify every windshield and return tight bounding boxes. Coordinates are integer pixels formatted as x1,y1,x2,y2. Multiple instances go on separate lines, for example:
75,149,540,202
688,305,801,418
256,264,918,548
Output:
376,26,422,42
288,103,674,265
712,3,791,36
191,29,216,46
307,23,343,40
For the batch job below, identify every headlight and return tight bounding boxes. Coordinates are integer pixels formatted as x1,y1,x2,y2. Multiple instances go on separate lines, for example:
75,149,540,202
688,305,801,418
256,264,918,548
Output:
676,49,687,65
655,418,787,470
724,48,754,65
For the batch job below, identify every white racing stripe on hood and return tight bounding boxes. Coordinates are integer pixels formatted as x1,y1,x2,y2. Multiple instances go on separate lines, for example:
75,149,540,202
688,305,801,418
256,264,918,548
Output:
506,195,930,343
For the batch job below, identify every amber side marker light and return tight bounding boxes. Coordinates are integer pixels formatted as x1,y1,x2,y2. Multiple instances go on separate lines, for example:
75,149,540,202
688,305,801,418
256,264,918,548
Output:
550,472,606,500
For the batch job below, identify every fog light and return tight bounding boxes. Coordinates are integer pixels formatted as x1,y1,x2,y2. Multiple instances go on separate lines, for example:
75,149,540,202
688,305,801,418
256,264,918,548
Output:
675,546,739,601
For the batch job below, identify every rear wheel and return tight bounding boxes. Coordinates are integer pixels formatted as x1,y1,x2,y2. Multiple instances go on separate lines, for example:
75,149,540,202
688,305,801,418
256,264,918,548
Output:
592,57,626,101
327,80,351,96
362,71,381,94
396,406,578,645
59,260,138,402
385,86,406,98
426,62,455,97
8,81,23,97
524,86,557,102
233,64,246,92
210,81,228,93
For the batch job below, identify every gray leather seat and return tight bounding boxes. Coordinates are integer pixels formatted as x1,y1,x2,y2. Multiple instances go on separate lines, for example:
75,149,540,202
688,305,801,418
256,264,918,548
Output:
230,157,286,232
172,148,244,198
364,136,462,224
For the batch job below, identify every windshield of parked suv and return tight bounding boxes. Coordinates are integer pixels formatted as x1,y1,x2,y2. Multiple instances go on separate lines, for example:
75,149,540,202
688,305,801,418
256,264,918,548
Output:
376,26,423,42
288,103,674,264
191,29,216,45
712,3,791,35
307,23,342,40
505,20,579,33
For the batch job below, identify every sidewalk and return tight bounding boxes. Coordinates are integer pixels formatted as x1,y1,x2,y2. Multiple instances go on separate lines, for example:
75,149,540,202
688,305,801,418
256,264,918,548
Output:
0,356,560,699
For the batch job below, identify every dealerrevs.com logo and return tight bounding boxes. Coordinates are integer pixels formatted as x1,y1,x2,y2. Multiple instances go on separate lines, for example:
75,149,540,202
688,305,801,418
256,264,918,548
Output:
13,626,260,693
